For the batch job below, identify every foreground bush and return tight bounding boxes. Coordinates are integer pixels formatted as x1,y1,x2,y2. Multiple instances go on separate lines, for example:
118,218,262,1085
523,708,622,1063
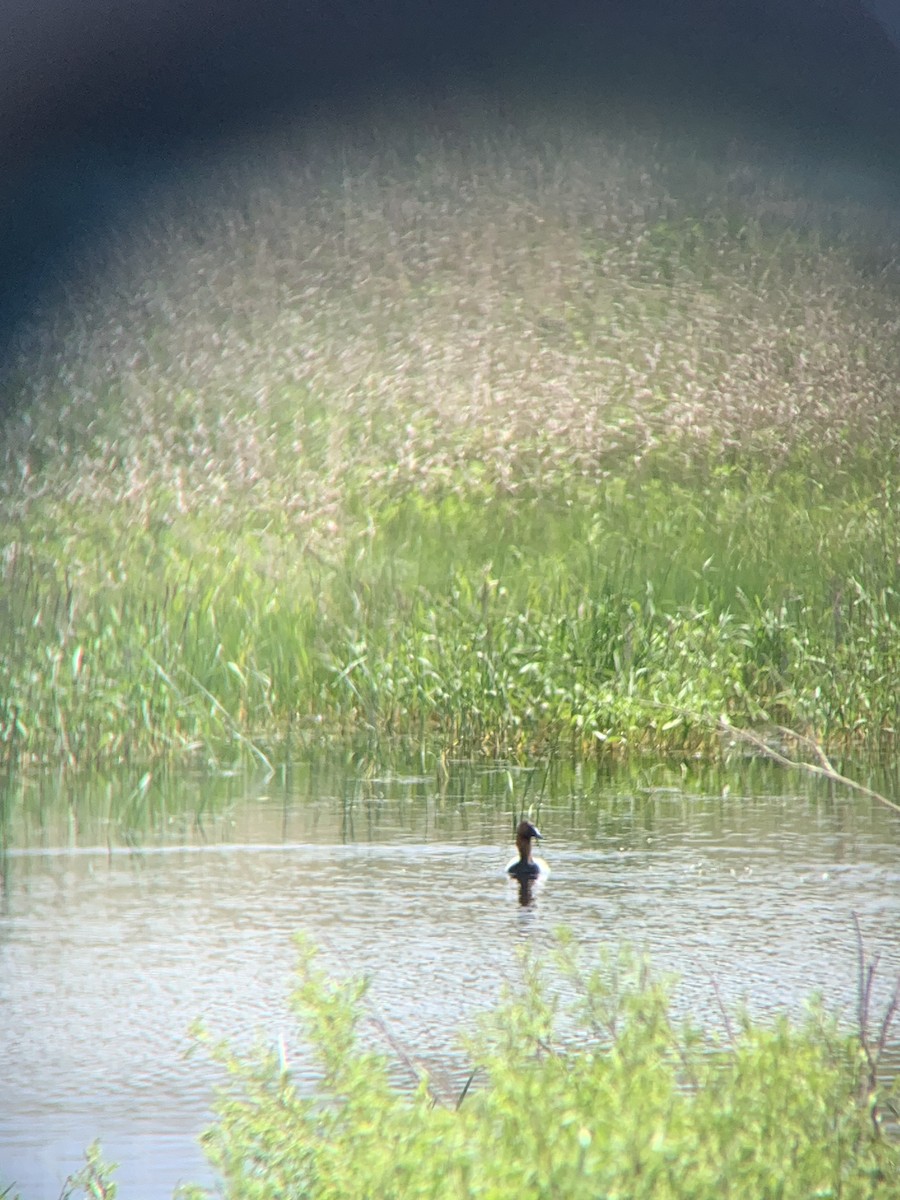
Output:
173,936,898,1200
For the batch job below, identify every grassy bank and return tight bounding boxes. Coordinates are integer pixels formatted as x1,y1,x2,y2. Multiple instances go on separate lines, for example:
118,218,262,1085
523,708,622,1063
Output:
1,99,899,769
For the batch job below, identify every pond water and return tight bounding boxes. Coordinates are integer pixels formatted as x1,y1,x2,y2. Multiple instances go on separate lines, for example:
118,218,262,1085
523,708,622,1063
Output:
1,752,898,1198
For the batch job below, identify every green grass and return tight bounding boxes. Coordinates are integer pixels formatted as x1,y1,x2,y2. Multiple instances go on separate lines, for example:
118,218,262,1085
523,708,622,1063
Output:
1,461,897,767
2,97,900,768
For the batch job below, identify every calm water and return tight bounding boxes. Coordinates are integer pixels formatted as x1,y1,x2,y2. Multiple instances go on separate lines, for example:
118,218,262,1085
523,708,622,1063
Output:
1,754,898,1198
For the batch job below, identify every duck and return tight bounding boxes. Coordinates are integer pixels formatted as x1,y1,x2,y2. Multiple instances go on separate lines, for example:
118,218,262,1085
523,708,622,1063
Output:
506,819,548,880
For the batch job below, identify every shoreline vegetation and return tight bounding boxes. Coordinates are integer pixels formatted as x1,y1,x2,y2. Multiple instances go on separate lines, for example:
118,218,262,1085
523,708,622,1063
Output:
57,933,900,1200
2,96,899,772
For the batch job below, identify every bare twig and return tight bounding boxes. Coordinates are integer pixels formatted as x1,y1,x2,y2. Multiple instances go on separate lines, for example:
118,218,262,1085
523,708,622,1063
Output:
705,971,737,1050
455,1068,478,1111
852,913,900,1137
776,725,836,775
719,717,900,816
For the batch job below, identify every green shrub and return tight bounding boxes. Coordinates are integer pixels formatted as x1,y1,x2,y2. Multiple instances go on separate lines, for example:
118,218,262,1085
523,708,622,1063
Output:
180,936,898,1200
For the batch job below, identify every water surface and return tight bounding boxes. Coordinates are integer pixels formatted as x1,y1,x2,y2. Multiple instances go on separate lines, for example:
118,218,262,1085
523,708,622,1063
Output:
1,754,897,1198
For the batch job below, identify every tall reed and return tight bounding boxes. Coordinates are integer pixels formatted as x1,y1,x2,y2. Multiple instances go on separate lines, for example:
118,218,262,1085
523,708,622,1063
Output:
2,97,899,768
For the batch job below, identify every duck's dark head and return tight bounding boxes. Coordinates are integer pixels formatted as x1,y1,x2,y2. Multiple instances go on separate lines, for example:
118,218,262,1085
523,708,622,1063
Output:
514,819,542,860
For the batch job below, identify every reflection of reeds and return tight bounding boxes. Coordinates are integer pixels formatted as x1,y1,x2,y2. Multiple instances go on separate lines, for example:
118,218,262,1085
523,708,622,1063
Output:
1,99,899,768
